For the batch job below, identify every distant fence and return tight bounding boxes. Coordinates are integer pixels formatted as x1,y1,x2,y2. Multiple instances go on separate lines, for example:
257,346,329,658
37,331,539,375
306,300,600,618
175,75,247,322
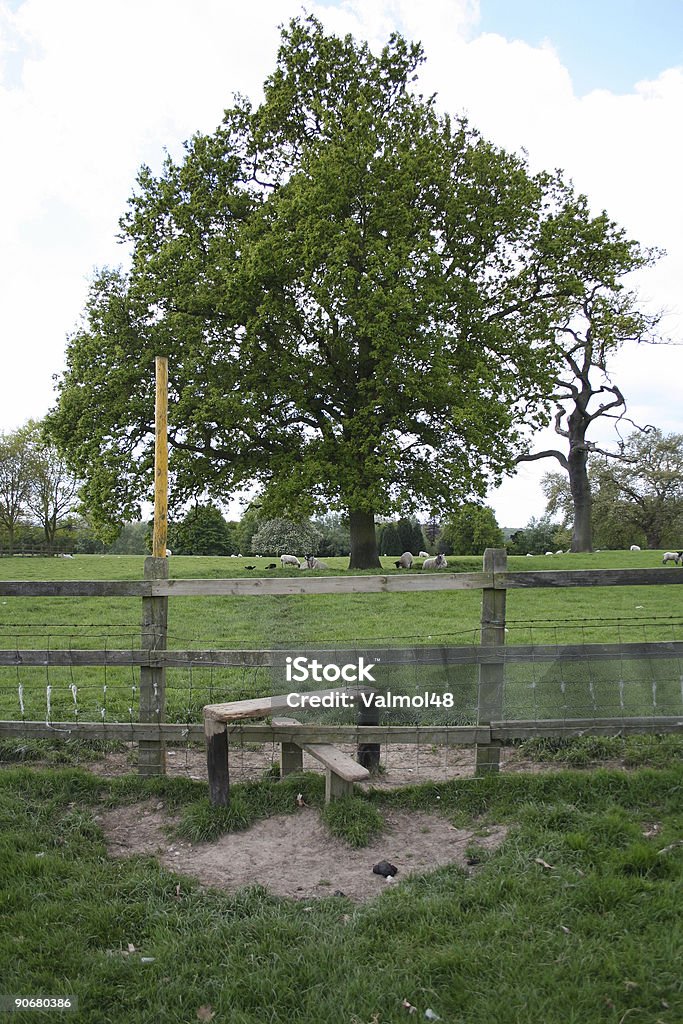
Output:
0,550,682,777
0,542,76,557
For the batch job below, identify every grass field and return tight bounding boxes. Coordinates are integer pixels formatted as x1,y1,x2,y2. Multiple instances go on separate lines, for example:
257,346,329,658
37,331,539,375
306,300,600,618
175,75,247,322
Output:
0,551,682,725
1,553,682,1022
1,765,682,1023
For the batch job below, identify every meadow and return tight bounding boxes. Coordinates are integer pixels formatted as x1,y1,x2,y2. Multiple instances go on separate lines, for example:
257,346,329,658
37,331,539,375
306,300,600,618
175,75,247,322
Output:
0,550,681,726
1,552,682,1022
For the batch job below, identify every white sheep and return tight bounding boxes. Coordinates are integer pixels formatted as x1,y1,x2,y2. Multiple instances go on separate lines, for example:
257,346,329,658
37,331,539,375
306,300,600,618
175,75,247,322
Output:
304,555,328,570
662,551,683,565
630,545,641,552
418,550,430,558
555,549,563,555
422,553,447,570
165,548,172,557
394,551,413,569
280,554,301,568
545,551,554,556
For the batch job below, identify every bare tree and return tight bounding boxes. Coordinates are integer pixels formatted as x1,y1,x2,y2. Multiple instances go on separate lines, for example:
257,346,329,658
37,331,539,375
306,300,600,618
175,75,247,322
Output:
517,224,663,551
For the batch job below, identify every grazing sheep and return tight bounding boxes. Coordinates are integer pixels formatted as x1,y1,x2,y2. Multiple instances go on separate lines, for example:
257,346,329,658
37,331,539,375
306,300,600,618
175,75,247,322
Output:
422,553,447,570
418,550,430,558
662,551,683,565
280,554,301,568
630,545,641,552
304,555,328,570
394,552,413,569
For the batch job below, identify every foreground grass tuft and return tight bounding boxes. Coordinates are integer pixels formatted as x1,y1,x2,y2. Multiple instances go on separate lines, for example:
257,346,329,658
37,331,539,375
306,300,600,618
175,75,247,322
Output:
320,795,385,847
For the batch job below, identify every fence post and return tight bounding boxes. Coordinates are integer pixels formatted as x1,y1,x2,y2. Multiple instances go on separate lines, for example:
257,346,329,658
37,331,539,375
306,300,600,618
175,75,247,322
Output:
475,547,507,775
139,556,168,776
357,693,381,770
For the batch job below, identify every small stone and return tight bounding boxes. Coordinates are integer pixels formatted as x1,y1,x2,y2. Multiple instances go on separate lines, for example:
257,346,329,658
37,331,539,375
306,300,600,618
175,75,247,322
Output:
373,861,398,877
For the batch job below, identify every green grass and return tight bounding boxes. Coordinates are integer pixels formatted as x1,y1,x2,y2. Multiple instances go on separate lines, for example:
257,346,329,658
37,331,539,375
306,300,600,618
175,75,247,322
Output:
1,765,682,1023
0,551,682,724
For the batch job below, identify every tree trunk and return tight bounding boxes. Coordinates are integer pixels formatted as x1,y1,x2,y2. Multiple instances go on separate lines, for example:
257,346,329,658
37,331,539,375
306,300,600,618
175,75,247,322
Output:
568,446,593,552
348,510,381,569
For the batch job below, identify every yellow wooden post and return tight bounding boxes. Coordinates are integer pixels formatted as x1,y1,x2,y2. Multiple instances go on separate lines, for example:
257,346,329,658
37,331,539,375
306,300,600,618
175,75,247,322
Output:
152,356,168,558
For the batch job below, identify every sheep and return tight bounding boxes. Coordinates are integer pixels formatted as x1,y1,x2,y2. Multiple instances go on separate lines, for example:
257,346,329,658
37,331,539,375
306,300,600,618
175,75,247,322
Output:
280,554,301,568
555,549,563,555
394,551,413,569
422,553,447,570
545,551,554,556
630,545,641,552
662,551,683,565
165,548,172,557
418,550,430,558
304,555,328,570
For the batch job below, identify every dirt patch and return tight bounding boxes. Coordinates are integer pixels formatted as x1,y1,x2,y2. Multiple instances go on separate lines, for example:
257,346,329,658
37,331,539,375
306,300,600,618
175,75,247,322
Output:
97,800,507,901
78,740,571,784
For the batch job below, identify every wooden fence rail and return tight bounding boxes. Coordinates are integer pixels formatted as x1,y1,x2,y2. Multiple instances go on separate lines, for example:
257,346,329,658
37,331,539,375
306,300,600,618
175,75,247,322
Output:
2,640,683,668
1,551,682,778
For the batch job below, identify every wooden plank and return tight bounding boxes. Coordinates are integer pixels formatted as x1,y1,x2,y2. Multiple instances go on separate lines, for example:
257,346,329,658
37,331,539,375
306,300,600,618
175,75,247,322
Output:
0,650,150,667
204,686,376,722
476,549,506,776
303,743,370,781
501,568,683,589
0,581,149,597
0,565,680,601
5,717,683,746
2,639,683,669
204,695,288,721
151,573,493,597
272,716,370,781
0,721,490,745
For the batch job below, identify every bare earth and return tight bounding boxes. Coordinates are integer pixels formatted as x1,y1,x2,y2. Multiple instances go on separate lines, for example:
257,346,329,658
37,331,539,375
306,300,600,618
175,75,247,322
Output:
15,742,581,901
98,800,508,901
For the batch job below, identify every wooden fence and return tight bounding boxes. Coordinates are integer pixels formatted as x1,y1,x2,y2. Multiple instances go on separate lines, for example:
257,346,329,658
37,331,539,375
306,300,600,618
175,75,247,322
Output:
0,550,682,777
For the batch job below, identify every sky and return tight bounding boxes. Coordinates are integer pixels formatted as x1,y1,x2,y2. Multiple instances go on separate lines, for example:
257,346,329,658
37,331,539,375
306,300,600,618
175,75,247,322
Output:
1,0,682,529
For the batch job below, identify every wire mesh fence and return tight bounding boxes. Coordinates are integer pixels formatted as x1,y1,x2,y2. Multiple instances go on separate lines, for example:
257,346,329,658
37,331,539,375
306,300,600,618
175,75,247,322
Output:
1,612,682,780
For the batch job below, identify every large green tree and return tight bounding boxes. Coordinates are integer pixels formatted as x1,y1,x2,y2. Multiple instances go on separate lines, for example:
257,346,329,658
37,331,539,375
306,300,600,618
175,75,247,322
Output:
47,16,635,567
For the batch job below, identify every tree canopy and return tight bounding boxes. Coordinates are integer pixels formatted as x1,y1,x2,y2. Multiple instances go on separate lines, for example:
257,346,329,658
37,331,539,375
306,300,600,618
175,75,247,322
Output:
47,15,644,567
